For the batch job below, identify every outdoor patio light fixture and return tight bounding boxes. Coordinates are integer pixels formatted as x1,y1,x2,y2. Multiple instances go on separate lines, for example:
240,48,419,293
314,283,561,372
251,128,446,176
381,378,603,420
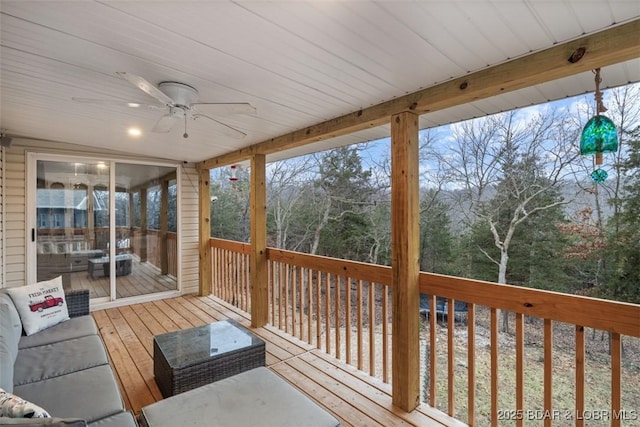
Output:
580,68,618,183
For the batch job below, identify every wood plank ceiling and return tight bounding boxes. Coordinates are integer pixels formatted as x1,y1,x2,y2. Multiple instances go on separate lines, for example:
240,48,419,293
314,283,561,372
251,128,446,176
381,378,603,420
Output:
1,1,639,163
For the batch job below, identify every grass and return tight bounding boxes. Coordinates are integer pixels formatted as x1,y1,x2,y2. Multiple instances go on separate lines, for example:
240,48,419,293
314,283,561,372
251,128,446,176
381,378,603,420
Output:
420,308,640,426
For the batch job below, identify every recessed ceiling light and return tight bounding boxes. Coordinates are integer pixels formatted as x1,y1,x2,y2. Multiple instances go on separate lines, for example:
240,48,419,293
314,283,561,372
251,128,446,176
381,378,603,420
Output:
128,127,142,137
127,103,141,108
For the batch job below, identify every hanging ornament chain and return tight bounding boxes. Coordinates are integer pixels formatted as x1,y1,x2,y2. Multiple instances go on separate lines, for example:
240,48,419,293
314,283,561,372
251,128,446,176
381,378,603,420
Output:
593,68,607,115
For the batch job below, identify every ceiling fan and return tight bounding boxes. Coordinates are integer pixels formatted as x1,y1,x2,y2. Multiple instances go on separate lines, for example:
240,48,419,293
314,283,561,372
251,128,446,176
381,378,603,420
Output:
73,72,256,139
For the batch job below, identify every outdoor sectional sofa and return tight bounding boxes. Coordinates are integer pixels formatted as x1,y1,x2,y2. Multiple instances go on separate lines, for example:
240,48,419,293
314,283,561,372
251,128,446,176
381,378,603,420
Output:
0,288,137,426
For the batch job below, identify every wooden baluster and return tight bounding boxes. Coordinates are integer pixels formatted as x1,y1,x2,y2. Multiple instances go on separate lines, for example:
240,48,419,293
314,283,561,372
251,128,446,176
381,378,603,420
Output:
236,252,242,309
316,270,321,349
448,298,455,417
382,284,389,384
490,307,498,427
226,250,231,303
212,247,217,296
429,294,437,407
244,253,250,311
611,332,621,427
218,249,224,300
357,279,363,371
270,261,275,325
299,267,304,341
468,303,475,427
369,281,375,377
308,268,313,345
325,273,331,355
576,325,585,427
292,266,297,338
221,248,226,300
544,319,552,427
346,276,352,365
284,264,290,334
298,267,303,340
278,263,284,330
335,276,341,361
516,313,524,427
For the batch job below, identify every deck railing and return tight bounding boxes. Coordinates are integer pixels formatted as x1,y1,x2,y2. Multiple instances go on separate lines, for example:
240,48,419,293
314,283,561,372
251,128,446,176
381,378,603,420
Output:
130,229,178,277
209,238,640,427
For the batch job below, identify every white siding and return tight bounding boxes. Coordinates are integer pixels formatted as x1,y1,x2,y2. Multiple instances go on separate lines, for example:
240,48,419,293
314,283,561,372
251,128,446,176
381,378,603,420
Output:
180,164,200,295
3,148,26,288
0,147,3,286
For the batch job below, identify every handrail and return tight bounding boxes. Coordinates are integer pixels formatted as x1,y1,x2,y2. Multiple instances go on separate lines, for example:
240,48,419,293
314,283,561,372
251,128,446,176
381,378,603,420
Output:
421,273,639,337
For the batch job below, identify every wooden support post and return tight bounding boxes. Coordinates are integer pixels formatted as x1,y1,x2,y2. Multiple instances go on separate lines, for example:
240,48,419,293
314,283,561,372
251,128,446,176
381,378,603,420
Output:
390,111,420,412
250,154,268,327
160,179,169,275
199,169,212,296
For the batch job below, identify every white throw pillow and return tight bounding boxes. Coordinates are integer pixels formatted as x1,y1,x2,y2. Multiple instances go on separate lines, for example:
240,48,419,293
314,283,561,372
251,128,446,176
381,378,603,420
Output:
5,277,70,336
0,388,51,418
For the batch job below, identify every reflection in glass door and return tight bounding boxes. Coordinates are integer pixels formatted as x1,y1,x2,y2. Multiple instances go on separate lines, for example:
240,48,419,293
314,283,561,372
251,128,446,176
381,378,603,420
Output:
33,158,178,301
114,163,178,298
35,160,110,299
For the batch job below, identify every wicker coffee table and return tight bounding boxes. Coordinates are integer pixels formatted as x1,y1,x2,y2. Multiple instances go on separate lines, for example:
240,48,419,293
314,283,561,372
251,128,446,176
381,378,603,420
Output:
153,319,265,397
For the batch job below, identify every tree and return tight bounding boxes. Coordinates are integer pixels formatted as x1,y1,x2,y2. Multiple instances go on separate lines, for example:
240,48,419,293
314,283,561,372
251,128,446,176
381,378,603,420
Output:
209,167,250,242
603,132,640,303
438,110,580,330
419,189,454,274
310,147,375,261
567,84,640,292
266,156,315,250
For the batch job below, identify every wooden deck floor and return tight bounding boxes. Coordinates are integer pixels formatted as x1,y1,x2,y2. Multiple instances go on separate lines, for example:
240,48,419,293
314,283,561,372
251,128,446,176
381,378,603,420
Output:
94,294,465,427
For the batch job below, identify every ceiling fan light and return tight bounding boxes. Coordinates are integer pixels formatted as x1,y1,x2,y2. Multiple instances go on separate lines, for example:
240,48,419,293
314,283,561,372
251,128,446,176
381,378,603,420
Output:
128,127,142,137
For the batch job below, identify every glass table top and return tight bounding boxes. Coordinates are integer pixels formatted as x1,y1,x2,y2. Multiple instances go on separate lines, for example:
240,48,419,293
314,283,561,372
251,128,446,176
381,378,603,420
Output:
154,319,263,369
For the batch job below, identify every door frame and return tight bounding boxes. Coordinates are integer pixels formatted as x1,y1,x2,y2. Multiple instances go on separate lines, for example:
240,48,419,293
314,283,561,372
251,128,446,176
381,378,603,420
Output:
26,151,182,305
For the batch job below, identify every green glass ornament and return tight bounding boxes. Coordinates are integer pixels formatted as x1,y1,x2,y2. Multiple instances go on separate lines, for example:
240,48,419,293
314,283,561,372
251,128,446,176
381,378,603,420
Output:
580,115,618,156
590,169,608,183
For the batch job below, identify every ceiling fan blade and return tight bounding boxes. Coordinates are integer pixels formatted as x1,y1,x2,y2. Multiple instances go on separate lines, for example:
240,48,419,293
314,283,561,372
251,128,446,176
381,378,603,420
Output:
192,103,256,115
193,114,247,139
72,98,165,110
116,72,174,105
151,114,178,133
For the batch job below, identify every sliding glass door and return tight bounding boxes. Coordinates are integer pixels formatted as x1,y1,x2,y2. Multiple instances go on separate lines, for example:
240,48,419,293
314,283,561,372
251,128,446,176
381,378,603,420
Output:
29,155,179,303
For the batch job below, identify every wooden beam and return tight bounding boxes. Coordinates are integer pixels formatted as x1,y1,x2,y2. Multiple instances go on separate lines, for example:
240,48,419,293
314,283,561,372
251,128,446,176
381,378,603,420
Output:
198,169,212,296
197,19,640,170
390,111,420,412
250,154,268,327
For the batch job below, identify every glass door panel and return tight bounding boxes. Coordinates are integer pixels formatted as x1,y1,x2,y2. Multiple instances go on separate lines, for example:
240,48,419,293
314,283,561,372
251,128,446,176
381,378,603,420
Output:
114,163,178,297
35,160,110,299
33,157,179,302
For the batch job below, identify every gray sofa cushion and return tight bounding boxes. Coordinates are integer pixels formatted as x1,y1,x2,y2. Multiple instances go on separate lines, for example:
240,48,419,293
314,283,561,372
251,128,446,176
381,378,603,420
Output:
140,367,340,427
0,292,22,338
18,317,98,350
14,335,108,386
87,412,137,427
0,303,20,392
0,418,86,426
13,365,125,423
